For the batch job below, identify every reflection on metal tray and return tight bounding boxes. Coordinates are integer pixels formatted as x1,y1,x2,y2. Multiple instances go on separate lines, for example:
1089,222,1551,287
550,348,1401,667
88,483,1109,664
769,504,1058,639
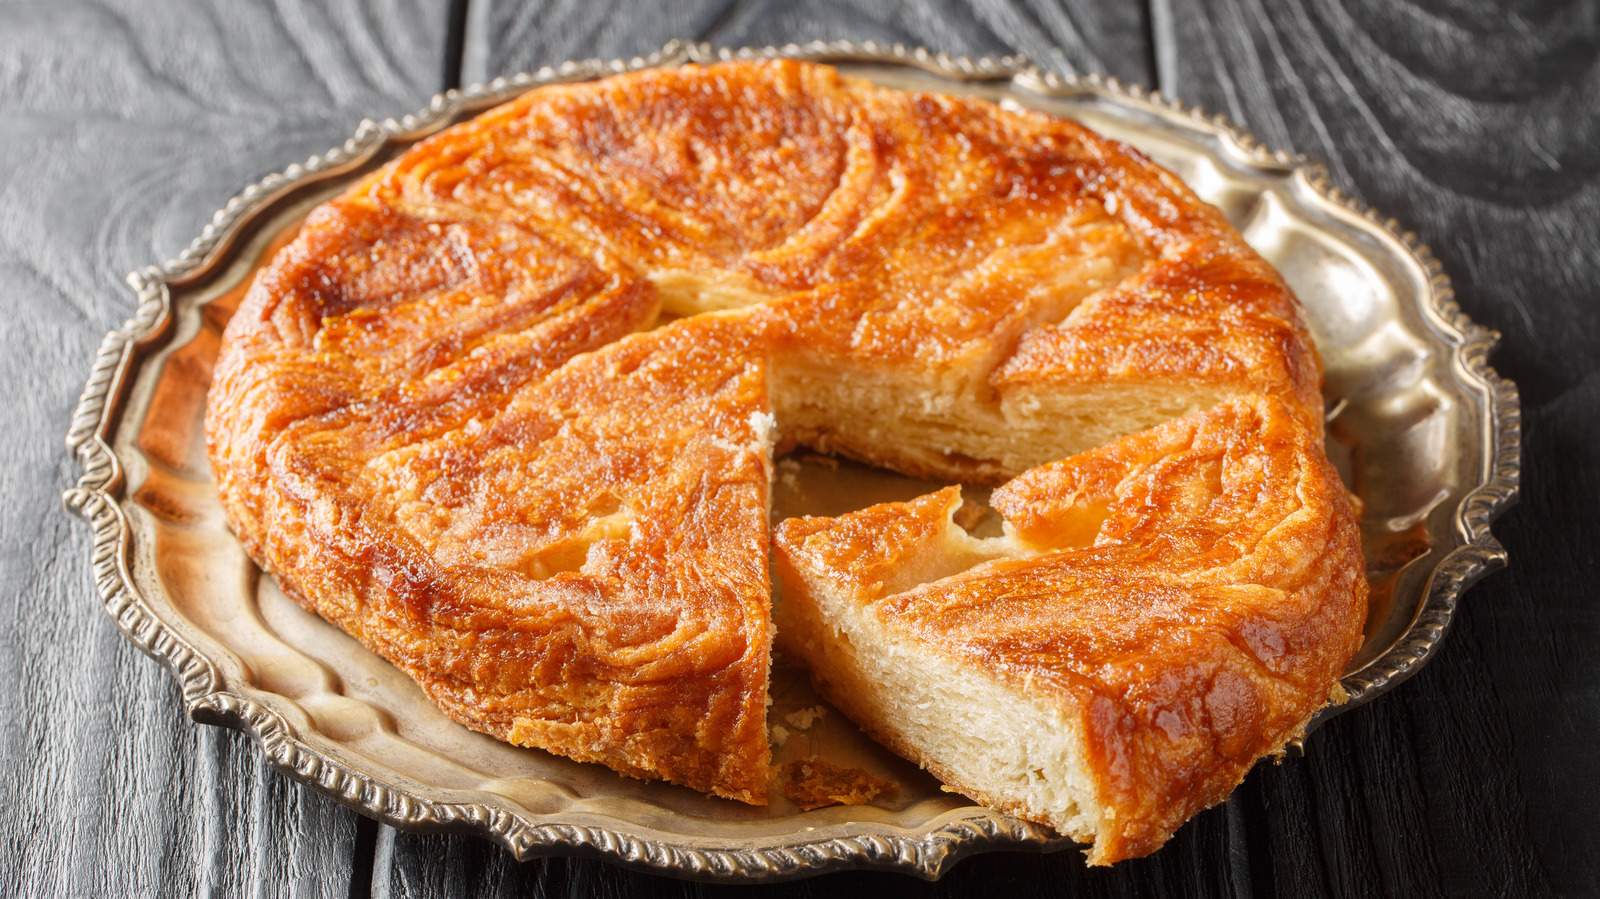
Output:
63,40,1518,882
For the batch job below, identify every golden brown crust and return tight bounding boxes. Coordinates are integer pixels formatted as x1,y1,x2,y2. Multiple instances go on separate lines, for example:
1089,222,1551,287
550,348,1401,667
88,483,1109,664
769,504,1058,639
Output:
206,59,1349,821
367,58,1321,480
988,145,1323,432
993,248,1324,437
772,395,1366,862
207,193,777,801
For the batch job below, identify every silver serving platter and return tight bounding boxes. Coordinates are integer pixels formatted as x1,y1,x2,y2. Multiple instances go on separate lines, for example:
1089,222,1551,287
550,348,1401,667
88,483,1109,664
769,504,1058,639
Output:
63,41,1519,882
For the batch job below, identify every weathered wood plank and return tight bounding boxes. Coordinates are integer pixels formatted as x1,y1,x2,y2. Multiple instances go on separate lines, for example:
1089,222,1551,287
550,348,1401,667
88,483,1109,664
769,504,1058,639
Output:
1158,1,1600,896
461,0,1153,87
0,1,447,895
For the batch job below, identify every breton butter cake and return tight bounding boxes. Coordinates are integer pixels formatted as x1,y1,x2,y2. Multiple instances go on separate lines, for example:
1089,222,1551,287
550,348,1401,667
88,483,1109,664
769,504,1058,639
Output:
205,58,1366,855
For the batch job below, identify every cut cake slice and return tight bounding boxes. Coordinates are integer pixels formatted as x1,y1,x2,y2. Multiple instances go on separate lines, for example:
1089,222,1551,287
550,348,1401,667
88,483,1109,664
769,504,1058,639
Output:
772,394,1367,862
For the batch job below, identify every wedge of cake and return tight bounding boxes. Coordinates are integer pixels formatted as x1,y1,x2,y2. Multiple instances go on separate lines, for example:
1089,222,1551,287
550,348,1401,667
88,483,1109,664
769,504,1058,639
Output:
773,394,1367,863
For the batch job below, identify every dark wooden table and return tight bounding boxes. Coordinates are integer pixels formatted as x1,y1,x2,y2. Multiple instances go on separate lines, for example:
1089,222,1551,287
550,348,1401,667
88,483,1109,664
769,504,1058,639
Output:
4,1,1596,896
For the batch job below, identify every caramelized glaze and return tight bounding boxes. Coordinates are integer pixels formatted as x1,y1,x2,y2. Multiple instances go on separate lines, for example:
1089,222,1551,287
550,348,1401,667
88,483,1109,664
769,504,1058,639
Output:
207,59,1349,813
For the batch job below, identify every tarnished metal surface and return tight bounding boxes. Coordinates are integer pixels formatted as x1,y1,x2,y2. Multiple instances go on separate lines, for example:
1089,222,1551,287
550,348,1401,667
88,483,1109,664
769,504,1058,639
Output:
63,40,1518,881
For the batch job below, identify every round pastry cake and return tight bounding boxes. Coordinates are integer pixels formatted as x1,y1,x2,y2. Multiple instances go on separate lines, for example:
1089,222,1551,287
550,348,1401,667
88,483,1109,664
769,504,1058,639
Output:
205,59,1366,864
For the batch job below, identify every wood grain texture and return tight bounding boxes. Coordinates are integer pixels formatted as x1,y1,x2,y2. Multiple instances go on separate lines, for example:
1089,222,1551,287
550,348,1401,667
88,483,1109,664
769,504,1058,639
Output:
1158,1,1600,896
462,0,1151,87
1156,0,1599,411
0,1,445,895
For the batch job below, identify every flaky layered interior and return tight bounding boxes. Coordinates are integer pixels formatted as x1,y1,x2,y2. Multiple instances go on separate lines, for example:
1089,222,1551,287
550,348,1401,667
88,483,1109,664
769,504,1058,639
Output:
773,489,1103,842
778,561,1103,839
772,396,1368,863
773,363,1240,483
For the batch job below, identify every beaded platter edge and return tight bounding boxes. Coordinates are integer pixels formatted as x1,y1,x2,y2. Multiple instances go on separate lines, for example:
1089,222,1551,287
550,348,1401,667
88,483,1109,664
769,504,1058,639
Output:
61,39,1520,881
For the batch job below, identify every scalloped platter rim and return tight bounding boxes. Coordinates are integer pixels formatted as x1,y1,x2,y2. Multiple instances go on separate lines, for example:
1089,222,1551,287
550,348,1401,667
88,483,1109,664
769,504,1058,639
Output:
62,40,1519,882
